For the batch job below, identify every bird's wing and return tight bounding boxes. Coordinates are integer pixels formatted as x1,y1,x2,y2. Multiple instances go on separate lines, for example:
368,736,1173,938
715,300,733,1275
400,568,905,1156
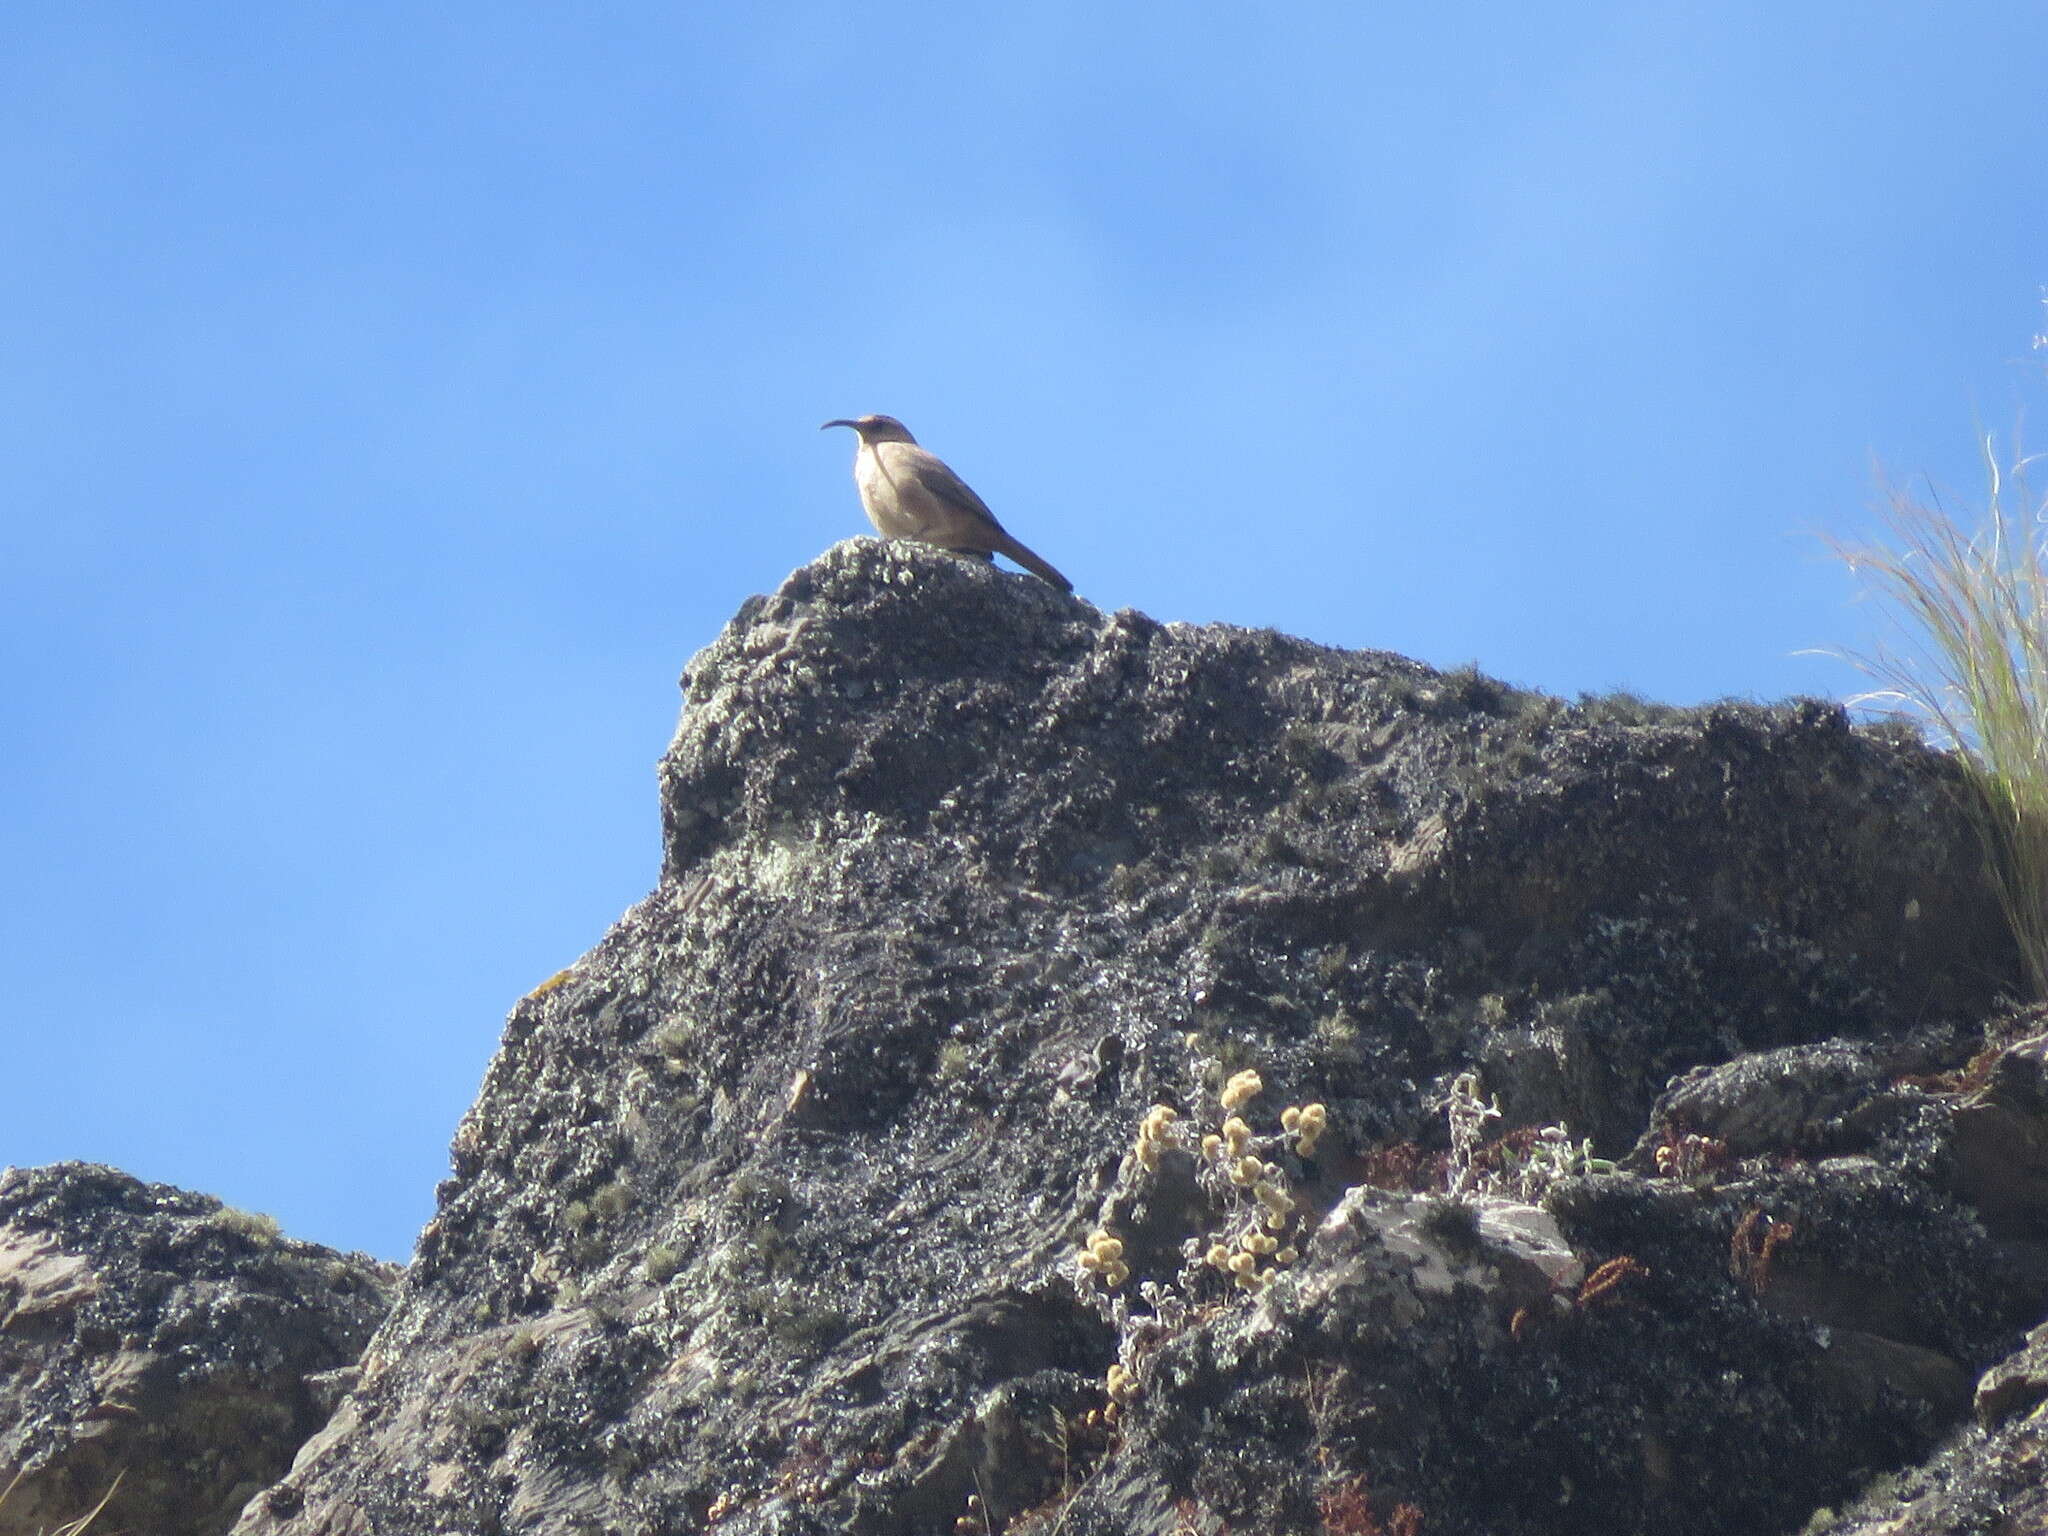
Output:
904,446,1006,533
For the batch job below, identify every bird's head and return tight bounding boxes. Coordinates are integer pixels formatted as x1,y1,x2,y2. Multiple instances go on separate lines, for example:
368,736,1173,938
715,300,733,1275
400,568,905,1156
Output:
821,414,918,445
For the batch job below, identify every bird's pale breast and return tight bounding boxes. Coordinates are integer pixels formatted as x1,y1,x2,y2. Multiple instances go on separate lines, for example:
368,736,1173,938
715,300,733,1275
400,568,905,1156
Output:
855,442,951,542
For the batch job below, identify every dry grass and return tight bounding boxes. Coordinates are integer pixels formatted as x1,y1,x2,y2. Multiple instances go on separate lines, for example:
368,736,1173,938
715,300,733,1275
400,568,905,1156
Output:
0,1467,121,1535
1829,431,2048,999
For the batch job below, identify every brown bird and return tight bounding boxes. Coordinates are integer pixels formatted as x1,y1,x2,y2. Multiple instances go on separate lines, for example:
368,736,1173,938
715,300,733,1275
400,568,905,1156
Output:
821,414,1072,592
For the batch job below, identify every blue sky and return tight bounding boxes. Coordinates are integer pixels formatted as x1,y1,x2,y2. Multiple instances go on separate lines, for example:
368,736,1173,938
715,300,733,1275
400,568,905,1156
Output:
4,4,2044,1261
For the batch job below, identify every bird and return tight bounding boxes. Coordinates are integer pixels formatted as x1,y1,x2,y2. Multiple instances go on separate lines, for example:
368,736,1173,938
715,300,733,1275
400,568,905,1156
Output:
821,414,1072,592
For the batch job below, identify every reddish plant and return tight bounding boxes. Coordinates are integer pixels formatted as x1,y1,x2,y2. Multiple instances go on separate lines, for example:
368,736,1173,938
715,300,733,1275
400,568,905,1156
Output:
1354,1140,1442,1193
1575,1255,1651,1309
1318,1477,1425,1535
1730,1208,1795,1295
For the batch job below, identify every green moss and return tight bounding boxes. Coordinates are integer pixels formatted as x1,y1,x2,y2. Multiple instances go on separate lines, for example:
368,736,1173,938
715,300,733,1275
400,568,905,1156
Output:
741,1221,796,1276
1253,827,1303,865
1573,689,1684,728
770,1302,846,1355
207,1207,281,1244
592,1181,632,1221
645,1244,682,1283
1280,722,1341,782
1292,782,1335,816
1312,1013,1366,1078
1419,1197,1483,1256
729,1168,792,1208
1443,664,1521,717
1315,1010,1358,1043
1213,1036,1258,1078
653,1021,695,1072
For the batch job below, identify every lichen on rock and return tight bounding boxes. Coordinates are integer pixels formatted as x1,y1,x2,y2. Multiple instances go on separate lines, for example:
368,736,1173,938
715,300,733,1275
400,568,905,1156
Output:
97,538,2045,1533
0,1162,398,1536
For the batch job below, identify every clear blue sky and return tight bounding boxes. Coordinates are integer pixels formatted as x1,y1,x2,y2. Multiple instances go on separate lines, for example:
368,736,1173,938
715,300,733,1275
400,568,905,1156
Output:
4,4,2044,1261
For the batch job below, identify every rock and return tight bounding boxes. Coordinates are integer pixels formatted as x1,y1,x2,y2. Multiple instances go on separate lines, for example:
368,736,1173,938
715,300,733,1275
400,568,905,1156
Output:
1974,1317,2048,1429
1630,1040,1936,1165
0,1163,400,1536
1949,1029,2048,1240
211,542,2037,1534
1800,1318,2048,1535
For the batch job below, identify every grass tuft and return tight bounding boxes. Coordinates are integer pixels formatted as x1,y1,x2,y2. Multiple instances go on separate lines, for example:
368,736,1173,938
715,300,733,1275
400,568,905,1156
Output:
0,1466,121,1534
1828,430,2048,998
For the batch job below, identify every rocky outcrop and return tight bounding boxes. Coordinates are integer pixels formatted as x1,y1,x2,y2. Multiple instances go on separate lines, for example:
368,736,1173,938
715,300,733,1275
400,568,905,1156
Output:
1795,1026,2048,1536
0,1162,399,1536
179,538,2048,1532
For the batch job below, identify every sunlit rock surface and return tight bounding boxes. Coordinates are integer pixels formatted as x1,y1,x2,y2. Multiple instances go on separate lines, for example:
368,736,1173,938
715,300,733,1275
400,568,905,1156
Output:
99,537,2044,1534
0,1163,398,1536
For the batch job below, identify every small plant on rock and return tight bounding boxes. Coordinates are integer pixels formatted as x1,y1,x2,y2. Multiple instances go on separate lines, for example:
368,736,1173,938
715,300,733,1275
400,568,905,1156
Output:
1076,1051,1331,1413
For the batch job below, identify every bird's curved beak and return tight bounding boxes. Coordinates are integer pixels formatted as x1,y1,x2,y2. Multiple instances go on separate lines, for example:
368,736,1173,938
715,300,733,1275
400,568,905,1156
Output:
821,419,858,432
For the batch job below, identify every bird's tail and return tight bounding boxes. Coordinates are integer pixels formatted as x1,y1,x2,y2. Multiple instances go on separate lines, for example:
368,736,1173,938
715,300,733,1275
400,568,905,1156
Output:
996,533,1073,593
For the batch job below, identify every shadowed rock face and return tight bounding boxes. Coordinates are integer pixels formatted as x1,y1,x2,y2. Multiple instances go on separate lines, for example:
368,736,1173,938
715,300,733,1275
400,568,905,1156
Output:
214,540,2046,1535
0,1163,399,1536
